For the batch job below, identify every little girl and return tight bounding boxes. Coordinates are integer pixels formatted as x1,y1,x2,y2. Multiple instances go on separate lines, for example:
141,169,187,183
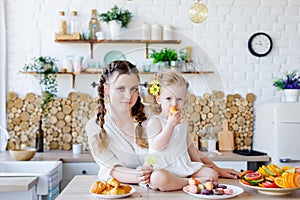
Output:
146,70,219,182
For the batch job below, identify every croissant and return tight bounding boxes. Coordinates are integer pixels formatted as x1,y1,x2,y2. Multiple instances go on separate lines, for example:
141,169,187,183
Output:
107,177,120,188
90,181,106,194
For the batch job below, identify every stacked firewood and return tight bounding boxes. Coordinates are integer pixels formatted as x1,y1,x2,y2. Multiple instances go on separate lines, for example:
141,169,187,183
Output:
6,91,255,151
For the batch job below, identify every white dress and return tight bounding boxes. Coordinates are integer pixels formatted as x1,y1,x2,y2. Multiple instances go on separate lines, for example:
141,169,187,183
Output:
86,114,148,180
148,115,203,177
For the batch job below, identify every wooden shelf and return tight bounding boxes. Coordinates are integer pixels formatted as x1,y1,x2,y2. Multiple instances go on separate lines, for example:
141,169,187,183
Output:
22,70,214,88
54,39,182,59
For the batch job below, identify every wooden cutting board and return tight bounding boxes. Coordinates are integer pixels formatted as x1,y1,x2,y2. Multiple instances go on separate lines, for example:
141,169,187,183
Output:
218,119,234,151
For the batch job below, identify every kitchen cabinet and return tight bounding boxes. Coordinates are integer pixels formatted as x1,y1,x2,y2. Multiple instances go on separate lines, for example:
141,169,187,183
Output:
54,39,181,59
61,162,99,190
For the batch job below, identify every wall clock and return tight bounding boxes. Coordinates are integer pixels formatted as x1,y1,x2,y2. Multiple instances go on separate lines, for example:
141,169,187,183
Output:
248,32,272,57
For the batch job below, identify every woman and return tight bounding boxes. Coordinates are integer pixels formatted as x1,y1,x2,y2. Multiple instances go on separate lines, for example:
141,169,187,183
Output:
86,60,238,191
86,60,153,185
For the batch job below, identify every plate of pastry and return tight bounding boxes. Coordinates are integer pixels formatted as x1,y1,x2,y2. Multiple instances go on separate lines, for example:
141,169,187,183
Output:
89,178,135,199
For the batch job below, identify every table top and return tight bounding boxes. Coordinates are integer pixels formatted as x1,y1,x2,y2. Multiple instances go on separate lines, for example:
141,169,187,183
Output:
56,175,300,200
0,150,270,163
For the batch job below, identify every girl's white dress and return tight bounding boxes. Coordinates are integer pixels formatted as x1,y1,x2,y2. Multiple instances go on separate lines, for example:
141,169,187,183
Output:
148,115,203,177
86,114,148,180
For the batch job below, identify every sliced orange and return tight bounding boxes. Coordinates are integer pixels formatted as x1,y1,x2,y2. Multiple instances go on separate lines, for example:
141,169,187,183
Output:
268,164,282,176
282,173,291,188
274,177,285,188
293,173,299,188
287,173,297,188
282,166,292,172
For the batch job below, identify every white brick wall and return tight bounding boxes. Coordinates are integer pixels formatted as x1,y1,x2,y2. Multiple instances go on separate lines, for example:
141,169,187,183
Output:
5,0,300,104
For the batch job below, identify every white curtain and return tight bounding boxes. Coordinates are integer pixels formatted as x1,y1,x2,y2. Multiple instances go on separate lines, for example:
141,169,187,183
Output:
0,0,8,152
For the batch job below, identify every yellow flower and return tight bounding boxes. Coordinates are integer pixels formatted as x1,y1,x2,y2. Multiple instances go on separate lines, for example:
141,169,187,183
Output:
145,155,158,166
149,80,160,96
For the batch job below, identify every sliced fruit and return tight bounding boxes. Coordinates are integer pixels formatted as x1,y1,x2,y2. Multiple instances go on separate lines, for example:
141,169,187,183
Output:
248,178,264,185
283,173,292,188
238,170,254,178
257,167,268,177
264,167,276,176
274,177,285,188
287,173,297,188
293,173,299,188
261,181,280,188
285,168,296,173
245,172,262,181
282,165,292,172
240,179,253,186
265,176,275,182
169,107,177,115
268,164,282,176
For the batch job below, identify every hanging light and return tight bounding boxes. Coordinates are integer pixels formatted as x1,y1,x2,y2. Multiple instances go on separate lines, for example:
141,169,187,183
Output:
188,0,208,23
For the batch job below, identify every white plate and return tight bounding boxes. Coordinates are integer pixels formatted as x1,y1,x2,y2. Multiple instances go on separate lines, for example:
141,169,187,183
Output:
239,180,300,195
183,184,244,199
90,187,136,199
103,50,126,66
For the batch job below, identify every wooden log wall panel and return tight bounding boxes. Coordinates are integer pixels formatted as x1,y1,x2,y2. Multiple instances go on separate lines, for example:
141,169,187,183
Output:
6,91,255,151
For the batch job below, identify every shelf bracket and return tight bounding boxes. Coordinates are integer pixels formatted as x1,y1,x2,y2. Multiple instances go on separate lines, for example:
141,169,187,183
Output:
90,42,94,59
146,42,149,59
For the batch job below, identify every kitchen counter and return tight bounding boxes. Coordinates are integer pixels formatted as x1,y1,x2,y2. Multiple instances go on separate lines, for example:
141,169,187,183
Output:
0,150,270,163
56,175,300,200
0,177,38,192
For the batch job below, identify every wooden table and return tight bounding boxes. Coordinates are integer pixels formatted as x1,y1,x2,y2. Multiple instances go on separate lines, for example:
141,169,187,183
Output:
57,175,300,200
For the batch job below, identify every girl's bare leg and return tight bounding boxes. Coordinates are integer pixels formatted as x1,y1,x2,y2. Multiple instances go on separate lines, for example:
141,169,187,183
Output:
191,166,219,183
149,169,189,191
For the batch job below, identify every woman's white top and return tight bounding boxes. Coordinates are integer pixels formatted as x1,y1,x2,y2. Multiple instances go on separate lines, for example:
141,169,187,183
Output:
148,115,203,177
86,114,148,180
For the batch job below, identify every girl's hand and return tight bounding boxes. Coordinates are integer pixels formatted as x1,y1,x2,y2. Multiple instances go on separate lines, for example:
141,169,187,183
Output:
167,109,182,127
136,166,154,184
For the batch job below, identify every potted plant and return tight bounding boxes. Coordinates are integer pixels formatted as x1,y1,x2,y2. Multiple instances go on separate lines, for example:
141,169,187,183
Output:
273,70,300,102
99,5,133,39
150,48,187,70
22,56,59,119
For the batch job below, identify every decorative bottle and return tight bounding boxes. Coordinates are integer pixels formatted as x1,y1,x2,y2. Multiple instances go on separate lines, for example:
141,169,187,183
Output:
58,11,67,35
36,120,44,152
89,9,100,40
70,11,79,34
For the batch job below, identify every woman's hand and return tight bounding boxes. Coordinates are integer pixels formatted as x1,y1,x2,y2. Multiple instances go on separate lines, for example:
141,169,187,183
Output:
219,168,239,179
136,165,154,184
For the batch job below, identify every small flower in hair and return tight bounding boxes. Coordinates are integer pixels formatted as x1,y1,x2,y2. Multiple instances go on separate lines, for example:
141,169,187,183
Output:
149,80,160,96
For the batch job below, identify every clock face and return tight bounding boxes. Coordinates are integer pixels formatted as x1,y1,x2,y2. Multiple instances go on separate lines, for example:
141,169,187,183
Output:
248,32,272,57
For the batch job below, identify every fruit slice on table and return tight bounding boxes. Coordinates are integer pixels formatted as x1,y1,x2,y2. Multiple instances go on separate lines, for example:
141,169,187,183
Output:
268,164,282,176
264,167,276,176
238,170,254,178
274,177,285,188
282,165,292,172
294,173,300,188
287,173,297,188
244,172,262,181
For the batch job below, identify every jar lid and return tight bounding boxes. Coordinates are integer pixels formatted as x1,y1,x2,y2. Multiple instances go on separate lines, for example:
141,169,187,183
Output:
72,11,78,16
59,11,65,16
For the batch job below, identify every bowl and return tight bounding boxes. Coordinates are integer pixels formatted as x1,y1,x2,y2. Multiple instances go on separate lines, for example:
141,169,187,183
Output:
9,148,36,161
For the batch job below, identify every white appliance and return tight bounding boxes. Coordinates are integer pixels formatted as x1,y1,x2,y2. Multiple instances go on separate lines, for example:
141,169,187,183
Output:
254,102,300,168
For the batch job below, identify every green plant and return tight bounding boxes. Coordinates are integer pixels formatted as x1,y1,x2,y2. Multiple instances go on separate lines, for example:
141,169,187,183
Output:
150,48,178,64
99,5,133,28
22,56,58,117
273,70,300,91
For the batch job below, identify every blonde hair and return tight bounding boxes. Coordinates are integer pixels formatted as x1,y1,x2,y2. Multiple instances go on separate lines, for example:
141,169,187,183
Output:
149,69,189,113
93,60,148,153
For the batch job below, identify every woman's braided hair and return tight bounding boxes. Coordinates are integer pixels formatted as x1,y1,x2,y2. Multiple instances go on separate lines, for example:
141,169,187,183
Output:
95,60,148,152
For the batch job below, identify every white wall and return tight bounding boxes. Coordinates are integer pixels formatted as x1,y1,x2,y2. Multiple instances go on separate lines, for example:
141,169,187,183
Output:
5,0,300,103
